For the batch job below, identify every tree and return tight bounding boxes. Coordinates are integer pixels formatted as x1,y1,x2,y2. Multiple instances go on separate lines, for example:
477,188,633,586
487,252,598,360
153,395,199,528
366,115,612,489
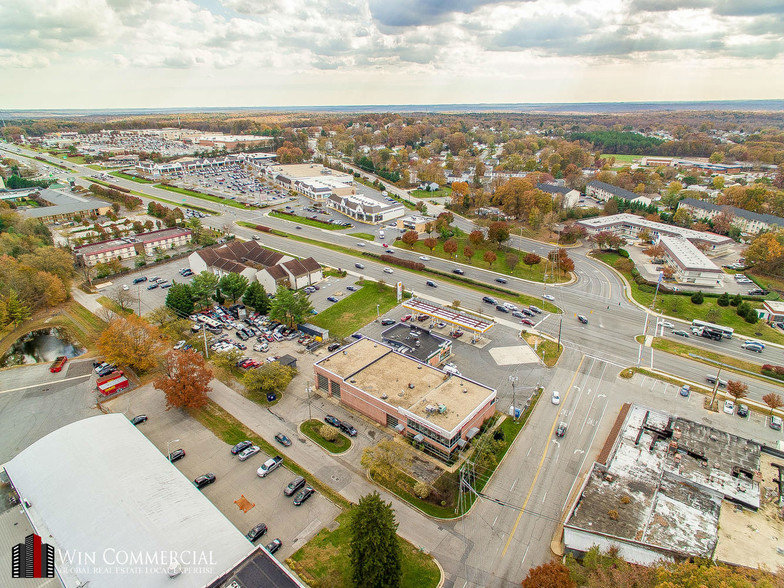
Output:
218,272,249,304
661,266,675,279
165,282,194,316
506,254,519,272
349,492,402,588
672,208,692,227
521,560,575,588
242,281,269,313
423,238,437,252
243,362,296,399
401,230,419,249
487,221,510,246
443,238,458,259
1,290,31,327
727,380,749,403
468,230,485,247
763,393,784,415
361,440,409,484
154,350,213,410
523,253,541,269
190,271,220,309
642,243,666,261
549,248,574,273
320,425,338,442
745,231,784,266
269,287,314,327
691,291,704,304
717,292,730,307
463,245,475,263
96,314,164,373
483,250,497,268
731,293,743,307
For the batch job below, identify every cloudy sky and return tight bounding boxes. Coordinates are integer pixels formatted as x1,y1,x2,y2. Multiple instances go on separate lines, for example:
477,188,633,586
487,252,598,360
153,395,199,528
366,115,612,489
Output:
1,0,783,109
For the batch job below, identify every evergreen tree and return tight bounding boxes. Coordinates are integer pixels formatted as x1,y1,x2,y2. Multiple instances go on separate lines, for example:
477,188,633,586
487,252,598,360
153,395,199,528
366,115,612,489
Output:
190,271,220,309
349,492,401,588
730,293,742,307
242,281,269,313
717,292,730,307
165,282,194,317
690,291,704,305
218,272,249,304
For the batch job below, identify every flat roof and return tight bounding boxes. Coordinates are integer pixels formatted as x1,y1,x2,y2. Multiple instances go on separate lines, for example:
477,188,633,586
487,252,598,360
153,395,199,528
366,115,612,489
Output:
577,213,734,245
381,323,450,362
403,298,494,333
3,414,254,588
207,547,305,588
659,235,722,273
315,338,495,435
15,189,112,219
266,163,352,182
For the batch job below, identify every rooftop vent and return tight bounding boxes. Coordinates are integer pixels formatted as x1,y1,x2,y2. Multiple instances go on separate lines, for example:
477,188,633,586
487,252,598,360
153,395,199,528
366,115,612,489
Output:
408,383,415,389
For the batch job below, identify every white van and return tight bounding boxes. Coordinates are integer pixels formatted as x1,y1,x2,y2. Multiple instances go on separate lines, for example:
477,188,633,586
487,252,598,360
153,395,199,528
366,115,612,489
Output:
771,415,782,431
742,342,764,353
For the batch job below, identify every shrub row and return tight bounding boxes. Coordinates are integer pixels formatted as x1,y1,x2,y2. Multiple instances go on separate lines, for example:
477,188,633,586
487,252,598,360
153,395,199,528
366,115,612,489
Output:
762,365,784,381
380,254,425,271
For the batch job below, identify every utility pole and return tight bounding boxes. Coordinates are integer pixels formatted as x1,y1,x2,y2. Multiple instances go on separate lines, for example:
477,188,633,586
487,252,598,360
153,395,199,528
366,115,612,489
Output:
709,364,723,410
306,383,312,421
509,375,518,421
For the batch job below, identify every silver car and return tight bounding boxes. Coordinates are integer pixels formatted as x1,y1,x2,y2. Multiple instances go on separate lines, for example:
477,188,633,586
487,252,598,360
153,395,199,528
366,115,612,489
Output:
237,445,260,461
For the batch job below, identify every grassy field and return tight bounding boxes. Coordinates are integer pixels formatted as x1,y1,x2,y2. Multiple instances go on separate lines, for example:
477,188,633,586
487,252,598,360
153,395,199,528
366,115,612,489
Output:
411,187,452,200
349,232,375,241
523,334,562,367
287,511,440,588
96,296,134,316
190,401,351,509
300,419,351,454
600,154,641,163
269,210,344,230
65,155,87,164
592,251,784,345
154,184,250,209
111,171,154,184
402,237,569,284
311,283,400,339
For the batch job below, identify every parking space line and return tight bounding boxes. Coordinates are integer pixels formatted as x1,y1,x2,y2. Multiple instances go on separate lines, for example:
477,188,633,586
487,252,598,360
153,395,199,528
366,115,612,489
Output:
0,373,91,395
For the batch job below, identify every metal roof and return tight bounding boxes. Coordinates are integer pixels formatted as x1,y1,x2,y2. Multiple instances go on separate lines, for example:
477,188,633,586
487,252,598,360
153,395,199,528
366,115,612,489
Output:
402,298,494,333
3,414,254,588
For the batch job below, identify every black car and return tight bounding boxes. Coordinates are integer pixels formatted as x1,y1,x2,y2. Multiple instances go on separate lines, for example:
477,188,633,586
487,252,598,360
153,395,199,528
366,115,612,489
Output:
130,415,147,426
97,365,118,377
246,523,268,542
426,280,437,288
327,343,341,352
346,286,358,291
132,277,148,284
169,448,186,462
495,305,509,313
293,486,315,506
355,263,365,269
577,315,589,324
324,415,341,428
194,473,216,488
452,268,465,275
737,404,750,418
327,296,339,303
231,440,253,455
275,432,292,447
147,283,159,290
339,422,357,437
284,476,306,496
265,538,282,555
482,296,497,305
381,318,396,326
495,277,508,284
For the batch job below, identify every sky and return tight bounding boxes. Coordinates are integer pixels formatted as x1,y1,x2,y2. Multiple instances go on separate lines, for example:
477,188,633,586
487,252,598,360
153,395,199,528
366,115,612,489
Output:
1,0,783,109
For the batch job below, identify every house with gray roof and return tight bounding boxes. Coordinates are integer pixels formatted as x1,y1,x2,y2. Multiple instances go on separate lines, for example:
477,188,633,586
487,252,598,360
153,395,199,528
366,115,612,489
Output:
677,198,784,236
586,180,651,207
4,188,112,223
536,183,580,208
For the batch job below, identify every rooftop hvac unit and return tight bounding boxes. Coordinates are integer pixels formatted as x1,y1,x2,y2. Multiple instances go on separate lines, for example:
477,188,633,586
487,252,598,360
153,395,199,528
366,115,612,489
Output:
438,404,447,414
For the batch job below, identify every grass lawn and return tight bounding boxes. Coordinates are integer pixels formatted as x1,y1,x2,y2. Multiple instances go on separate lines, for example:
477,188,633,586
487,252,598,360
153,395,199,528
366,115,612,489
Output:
523,334,562,367
349,232,375,241
592,251,784,345
600,154,641,163
411,187,452,200
154,184,249,209
65,155,87,164
311,283,400,339
402,237,569,284
300,419,351,454
96,296,134,316
190,401,351,509
111,171,154,184
287,511,440,588
269,210,344,230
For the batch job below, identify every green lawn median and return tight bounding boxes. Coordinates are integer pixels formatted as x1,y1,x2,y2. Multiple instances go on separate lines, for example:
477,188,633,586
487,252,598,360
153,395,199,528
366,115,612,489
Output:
110,171,155,184
154,184,251,210
349,232,375,241
300,419,351,454
269,210,346,230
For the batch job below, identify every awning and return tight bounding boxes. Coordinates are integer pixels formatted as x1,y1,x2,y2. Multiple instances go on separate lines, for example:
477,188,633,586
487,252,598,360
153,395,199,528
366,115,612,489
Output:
394,424,405,433
413,434,424,443
457,438,467,449
466,427,480,440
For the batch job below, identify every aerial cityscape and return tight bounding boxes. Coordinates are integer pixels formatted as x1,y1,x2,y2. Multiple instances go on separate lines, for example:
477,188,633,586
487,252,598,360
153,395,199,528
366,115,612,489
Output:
1,1,784,588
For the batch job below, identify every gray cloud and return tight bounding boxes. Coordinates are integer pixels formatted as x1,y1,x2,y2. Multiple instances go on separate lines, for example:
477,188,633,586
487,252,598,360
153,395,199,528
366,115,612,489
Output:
368,0,513,29
631,0,784,16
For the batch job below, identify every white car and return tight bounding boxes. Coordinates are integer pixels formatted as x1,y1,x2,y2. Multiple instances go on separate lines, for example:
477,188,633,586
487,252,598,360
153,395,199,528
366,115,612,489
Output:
723,400,735,415
419,256,430,261
383,267,394,274
660,321,674,329
173,340,186,350
237,445,260,461
551,390,561,405
443,363,461,377
122,284,129,291
542,294,554,301
502,302,518,312
253,342,269,352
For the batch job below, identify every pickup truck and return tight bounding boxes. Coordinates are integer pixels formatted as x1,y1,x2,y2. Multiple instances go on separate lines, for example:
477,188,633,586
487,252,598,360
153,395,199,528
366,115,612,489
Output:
257,456,283,478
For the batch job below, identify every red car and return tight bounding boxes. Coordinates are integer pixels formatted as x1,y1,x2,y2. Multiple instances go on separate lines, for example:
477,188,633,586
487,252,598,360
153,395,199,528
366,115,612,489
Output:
521,318,535,326
451,330,464,338
382,243,389,248
401,314,412,322
264,333,274,342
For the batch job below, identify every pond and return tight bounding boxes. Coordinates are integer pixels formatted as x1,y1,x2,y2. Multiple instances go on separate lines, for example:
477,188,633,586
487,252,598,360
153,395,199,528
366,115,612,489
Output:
0,328,85,368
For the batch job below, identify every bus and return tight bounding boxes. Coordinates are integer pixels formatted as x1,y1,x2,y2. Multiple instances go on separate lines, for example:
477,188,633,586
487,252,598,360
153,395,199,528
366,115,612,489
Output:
691,319,733,340
49,356,68,373
197,315,222,330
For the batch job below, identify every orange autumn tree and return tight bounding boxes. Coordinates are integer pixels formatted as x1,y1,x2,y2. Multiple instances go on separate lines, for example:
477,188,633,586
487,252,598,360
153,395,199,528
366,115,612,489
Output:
96,313,164,373
154,349,213,410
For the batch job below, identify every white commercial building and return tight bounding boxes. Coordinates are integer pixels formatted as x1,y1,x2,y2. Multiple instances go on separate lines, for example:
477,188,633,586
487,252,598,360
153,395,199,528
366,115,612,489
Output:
657,235,724,286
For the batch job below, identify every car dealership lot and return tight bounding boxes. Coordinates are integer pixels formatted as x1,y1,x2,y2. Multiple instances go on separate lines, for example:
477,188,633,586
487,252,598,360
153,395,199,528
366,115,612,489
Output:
105,383,341,559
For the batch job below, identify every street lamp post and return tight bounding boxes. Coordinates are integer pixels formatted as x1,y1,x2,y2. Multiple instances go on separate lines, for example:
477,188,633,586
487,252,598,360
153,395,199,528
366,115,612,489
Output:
166,439,180,462
376,304,380,321
509,375,519,421
306,384,312,421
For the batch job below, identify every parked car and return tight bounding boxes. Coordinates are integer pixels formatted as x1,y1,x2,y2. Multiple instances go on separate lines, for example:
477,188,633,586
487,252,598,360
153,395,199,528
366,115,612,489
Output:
284,476,306,496
265,538,282,555
327,296,339,303
324,415,341,428
275,432,292,447
737,404,749,418
381,318,396,326
147,283,159,290
238,445,260,461
521,318,534,326
339,422,357,437
130,415,147,426
246,523,268,543
168,449,186,462
194,473,216,488
401,314,412,322
551,390,561,405
723,400,735,415
529,306,543,314
495,305,509,313
132,277,148,284
257,456,284,478
231,440,253,455
327,343,341,352
771,415,783,430
293,486,315,506
443,363,461,377
346,286,358,291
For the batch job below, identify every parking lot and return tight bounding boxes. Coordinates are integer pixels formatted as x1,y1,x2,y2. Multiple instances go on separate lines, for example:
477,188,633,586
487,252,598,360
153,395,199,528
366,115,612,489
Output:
105,383,341,559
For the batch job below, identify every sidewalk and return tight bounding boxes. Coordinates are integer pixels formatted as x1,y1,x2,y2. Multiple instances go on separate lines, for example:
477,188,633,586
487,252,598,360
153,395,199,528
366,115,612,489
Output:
206,378,457,556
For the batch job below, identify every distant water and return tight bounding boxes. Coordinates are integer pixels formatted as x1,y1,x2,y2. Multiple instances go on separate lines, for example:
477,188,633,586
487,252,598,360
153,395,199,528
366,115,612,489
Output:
6,100,784,118
0,328,85,368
